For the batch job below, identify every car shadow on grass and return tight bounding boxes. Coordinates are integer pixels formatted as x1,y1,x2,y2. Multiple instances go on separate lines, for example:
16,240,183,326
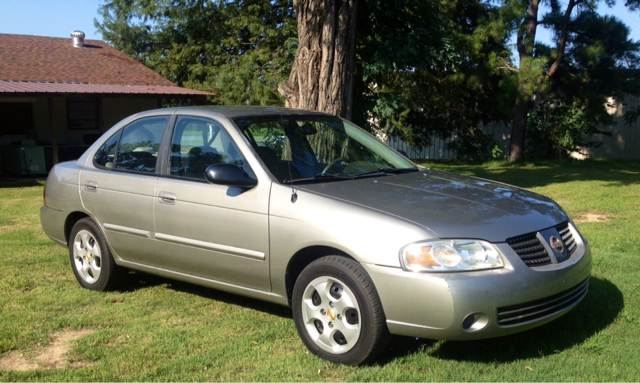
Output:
371,276,623,365
115,270,292,319
115,272,622,364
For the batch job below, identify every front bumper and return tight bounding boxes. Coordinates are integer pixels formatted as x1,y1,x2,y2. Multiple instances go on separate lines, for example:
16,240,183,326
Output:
363,233,592,341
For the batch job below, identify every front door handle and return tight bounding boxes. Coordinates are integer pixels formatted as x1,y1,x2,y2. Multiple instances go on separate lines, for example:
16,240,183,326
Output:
158,191,177,205
84,181,98,192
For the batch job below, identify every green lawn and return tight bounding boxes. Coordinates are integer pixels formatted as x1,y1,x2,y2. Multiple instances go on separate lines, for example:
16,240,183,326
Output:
1,159,639,381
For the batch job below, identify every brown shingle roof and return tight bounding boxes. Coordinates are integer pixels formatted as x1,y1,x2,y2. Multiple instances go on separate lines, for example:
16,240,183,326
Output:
0,80,211,96
0,33,176,85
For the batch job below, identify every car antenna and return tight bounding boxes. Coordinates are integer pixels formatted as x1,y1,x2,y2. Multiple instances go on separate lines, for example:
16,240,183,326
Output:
289,161,298,203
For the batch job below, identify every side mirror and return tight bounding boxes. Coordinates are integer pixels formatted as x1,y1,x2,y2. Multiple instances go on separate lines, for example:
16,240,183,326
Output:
205,163,257,188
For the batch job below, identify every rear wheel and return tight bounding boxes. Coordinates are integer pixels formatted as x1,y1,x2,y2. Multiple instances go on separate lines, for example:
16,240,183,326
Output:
292,256,390,365
69,218,120,291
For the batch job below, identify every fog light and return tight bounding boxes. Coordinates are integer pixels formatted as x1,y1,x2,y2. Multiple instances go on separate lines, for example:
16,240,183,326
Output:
461,312,489,332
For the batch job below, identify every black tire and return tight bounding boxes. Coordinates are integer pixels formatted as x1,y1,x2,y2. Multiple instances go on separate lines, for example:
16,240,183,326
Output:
292,256,390,365
68,218,120,291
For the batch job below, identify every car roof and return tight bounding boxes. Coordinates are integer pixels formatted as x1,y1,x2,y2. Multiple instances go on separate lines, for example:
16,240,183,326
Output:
161,105,333,119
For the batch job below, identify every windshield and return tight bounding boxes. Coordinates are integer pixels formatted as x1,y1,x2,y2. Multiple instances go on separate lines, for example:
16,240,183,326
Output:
234,115,416,183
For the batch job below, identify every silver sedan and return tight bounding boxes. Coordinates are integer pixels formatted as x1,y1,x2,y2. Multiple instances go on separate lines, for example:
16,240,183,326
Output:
41,106,591,365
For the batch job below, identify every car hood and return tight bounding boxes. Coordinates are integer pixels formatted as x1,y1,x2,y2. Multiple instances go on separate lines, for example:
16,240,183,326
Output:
298,169,569,243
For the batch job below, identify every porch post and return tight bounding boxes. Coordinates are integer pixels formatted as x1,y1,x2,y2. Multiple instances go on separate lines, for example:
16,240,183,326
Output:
48,97,59,165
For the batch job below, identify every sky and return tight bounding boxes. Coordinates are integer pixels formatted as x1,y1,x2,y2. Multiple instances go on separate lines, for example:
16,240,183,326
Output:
0,0,638,45
0,0,103,40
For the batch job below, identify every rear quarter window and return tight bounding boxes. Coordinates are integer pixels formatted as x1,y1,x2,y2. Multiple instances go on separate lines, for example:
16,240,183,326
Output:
93,116,168,172
94,131,119,168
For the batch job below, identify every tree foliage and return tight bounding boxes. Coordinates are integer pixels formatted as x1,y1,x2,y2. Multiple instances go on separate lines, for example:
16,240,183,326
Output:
96,0,297,106
352,0,512,156
497,0,640,160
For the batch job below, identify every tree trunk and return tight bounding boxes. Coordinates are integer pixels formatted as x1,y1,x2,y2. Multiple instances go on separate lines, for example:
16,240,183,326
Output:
508,0,539,161
509,93,529,161
508,0,582,161
278,0,358,120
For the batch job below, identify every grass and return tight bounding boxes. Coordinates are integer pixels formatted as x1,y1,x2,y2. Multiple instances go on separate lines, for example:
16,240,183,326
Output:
0,159,639,381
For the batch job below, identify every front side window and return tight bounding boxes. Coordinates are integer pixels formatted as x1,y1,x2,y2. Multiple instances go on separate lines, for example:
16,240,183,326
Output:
169,116,246,180
93,116,167,173
235,115,416,183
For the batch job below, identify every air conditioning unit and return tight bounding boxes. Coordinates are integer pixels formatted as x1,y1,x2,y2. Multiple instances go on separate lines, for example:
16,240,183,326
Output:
1,145,47,175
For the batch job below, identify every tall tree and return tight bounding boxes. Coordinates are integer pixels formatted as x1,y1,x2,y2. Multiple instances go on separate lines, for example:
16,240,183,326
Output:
277,0,358,119
501,0,640,160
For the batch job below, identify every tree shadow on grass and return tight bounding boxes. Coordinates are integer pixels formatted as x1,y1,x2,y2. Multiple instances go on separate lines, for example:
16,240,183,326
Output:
0,177,45,188
115,270,292,319
371,276,623,365
422,159,640,189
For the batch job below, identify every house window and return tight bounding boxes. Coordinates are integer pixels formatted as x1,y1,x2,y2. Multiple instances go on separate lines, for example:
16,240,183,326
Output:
67,98,99,130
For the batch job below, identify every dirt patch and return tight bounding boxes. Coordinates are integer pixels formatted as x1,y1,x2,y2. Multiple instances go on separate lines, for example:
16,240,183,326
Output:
574,212,610,223
0,329,94,371
0,351,39,371
0,225,14,233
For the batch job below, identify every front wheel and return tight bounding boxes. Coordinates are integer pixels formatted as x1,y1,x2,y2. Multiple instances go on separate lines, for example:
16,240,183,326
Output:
69,218,120,291
292,256,390,365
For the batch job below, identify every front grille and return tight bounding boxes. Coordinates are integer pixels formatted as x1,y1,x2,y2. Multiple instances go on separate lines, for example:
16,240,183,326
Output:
497,277,589,326
557,222,577,256
507,221,578,266
506,232,551,266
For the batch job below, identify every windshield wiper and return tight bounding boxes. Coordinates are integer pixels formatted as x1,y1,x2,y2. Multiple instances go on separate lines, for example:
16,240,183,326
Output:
284,167,419,184
381,166,420,174
352,166,419,179
284,173,352,184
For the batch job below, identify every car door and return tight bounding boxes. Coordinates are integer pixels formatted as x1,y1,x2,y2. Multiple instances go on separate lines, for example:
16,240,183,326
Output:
153,115,271,291
79,115,169,267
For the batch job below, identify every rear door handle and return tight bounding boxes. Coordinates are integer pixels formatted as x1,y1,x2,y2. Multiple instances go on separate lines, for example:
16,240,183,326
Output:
84,181,98,192
159,191,177,205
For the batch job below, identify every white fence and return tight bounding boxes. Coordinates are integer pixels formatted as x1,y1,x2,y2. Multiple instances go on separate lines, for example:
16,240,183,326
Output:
386,97,640,160
574,96,640,160
385,134,457,160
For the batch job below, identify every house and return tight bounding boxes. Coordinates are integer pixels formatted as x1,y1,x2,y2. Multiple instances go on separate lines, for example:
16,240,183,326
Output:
0,32,212,175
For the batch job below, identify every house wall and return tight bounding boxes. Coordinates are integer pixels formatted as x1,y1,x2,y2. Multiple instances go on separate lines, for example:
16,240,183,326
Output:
33,97,72,144
30,97,159,145
102,98,159,130
0,97,159,174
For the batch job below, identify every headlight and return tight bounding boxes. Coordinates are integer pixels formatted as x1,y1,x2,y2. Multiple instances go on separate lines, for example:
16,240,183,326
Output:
400,240,504,272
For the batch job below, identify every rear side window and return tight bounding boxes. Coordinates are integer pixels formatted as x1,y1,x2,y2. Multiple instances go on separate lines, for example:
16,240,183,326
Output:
93,116,168,173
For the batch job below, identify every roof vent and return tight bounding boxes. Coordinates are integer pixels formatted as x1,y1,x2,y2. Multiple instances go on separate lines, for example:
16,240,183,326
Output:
71,30,85,48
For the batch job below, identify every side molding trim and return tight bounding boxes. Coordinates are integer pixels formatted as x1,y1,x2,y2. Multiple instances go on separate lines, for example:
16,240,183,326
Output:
103,223,152,238
155,232,266,260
